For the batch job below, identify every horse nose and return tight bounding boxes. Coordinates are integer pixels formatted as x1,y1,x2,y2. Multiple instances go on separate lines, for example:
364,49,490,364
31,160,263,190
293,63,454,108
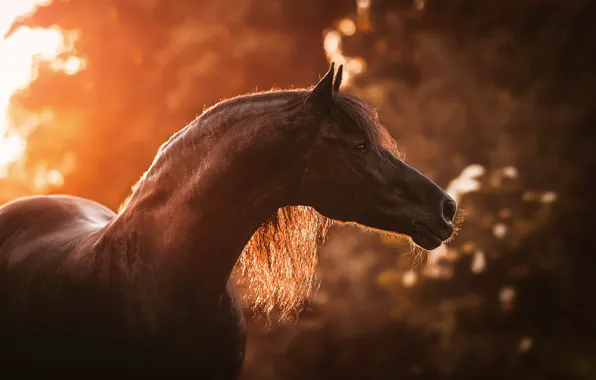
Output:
441,197,457,225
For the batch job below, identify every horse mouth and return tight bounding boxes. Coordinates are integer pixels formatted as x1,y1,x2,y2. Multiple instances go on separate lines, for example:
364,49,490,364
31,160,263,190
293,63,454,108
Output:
412,223,445,250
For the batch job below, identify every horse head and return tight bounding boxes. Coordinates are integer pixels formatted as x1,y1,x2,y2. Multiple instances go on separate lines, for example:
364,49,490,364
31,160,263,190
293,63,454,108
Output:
299,63,457,250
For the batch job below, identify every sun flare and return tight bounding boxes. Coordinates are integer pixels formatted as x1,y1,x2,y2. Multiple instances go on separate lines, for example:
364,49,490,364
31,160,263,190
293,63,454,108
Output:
0,0,83,188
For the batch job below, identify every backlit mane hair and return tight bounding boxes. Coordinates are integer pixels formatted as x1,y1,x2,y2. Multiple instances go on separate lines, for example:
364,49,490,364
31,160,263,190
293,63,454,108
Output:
237,206,332,321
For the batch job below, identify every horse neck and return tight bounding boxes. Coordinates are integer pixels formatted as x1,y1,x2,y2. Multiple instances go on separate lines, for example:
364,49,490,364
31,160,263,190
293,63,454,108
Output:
110,96,306,297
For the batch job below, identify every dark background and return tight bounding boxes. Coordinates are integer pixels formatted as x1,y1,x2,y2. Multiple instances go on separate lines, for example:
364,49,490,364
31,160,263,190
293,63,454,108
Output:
1,0,595,378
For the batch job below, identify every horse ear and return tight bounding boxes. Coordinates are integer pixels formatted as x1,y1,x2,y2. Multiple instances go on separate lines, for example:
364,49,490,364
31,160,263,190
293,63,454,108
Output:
333,64,343,92
310,62,335,108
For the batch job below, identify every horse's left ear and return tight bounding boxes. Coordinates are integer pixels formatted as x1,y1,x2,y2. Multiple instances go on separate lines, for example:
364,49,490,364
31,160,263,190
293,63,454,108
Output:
333,64,343,92
309,62,336,110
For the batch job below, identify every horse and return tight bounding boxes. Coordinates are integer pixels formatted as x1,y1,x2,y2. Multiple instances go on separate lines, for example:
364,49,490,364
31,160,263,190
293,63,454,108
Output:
0,63,456,377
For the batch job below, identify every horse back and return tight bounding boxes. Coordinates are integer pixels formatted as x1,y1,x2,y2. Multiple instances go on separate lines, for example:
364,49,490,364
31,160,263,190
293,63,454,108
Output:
0,195,113,270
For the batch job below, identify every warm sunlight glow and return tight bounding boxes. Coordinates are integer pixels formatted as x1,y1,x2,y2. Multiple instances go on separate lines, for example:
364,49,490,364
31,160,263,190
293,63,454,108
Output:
471,250,486,273
0,0,83,186
0,134,24,178
421,245,455,280
356,0,371,10
324,31,341,55
502,165,518,179
401,270,418,287
541,191,557,204
518,337,533,352
338,18,356,36
346,57,366,75
323,28,367,89
446,164,485,204
492,223,507,239
499,286,515,311
52,55,86,75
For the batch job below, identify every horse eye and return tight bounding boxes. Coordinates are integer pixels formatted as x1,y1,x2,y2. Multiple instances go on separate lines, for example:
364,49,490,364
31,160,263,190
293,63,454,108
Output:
354,142,368,152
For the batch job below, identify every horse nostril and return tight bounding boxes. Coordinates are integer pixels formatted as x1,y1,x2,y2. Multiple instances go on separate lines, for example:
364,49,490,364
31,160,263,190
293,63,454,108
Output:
442,199,457,223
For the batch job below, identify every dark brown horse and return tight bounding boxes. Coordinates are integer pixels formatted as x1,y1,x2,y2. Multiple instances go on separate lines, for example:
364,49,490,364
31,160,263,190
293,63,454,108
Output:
0,64,456,377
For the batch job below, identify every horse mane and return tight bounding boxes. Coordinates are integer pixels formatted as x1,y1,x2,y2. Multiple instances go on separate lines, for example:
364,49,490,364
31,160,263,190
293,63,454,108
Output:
237,206,332,321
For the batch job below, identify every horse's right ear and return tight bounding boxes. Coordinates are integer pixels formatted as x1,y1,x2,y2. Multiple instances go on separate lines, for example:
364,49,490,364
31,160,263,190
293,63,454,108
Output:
308,62,335,111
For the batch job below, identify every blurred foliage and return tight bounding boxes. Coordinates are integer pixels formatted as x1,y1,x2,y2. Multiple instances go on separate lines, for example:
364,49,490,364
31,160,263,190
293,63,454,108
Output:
2,0,596,379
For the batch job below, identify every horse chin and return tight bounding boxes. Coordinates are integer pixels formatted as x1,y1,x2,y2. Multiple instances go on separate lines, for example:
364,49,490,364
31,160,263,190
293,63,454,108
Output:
333,211,445,251
411,229,444,250
412,235,442,250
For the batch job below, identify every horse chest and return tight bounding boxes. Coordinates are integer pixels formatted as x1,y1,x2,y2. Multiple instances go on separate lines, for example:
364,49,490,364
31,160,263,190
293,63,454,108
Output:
152,284,247,377
1,267,246,378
